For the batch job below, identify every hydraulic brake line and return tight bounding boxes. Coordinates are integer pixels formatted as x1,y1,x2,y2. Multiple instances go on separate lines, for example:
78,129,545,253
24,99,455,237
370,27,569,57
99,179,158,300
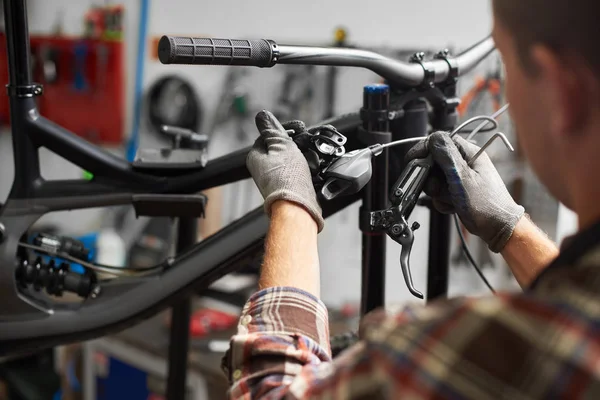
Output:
19,242,164,277
453,214,496,293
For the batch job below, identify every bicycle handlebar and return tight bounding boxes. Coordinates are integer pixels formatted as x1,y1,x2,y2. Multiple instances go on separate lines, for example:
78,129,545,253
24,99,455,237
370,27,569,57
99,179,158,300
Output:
158,35,496,87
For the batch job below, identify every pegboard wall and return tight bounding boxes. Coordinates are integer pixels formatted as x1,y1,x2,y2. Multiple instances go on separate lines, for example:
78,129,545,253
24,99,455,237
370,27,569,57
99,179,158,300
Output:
0,33,125,145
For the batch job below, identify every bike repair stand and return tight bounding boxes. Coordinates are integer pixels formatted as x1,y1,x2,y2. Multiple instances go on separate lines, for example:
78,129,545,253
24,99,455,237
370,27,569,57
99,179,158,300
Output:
425,51,460,301
166,217,196,400
358,84,391,315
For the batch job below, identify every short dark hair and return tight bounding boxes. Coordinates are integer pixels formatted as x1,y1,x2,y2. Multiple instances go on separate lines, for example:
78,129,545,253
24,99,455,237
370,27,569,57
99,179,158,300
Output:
492,0,600,75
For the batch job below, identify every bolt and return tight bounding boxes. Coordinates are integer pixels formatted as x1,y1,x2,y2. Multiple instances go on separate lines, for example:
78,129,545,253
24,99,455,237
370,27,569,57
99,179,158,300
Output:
437,49,450,58
90,285,101,299
391,224,402,235
394,189,403,197
412,222,421,231
411,52,425,62
165,257,176,269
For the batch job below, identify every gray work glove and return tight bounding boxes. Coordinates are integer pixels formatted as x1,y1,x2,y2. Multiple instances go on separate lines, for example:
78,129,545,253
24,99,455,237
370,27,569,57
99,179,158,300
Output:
406,131,524,253
246,110,324,232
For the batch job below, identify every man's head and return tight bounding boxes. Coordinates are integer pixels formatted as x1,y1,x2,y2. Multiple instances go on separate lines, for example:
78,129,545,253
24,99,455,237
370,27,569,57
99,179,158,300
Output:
492,0,600,214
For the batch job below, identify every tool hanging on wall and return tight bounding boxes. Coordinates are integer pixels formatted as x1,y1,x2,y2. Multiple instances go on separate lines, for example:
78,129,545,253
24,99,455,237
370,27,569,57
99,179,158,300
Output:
146,76,203,144
95,43,109,96
73,41,89,92
38,44,59,85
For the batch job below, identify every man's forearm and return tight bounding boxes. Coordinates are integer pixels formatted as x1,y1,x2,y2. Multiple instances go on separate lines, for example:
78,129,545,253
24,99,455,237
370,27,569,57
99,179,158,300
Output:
258,200,321,297
501,215,559,288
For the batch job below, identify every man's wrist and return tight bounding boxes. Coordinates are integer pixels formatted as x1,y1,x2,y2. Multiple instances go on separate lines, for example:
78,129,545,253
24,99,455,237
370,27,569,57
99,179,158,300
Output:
271,200,318,232
501,214,559,288
260,199,321,296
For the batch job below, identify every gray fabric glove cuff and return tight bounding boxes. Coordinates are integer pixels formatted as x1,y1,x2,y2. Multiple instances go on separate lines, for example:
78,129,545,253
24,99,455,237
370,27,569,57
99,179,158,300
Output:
488,205,525,253
264,190,325,233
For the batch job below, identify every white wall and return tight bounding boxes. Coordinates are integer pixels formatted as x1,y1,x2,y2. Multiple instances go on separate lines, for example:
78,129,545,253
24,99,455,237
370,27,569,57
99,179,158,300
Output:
1,0,499,308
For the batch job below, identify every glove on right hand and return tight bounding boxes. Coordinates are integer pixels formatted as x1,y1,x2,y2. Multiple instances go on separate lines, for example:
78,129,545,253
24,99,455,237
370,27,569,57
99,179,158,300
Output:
405,132,524,253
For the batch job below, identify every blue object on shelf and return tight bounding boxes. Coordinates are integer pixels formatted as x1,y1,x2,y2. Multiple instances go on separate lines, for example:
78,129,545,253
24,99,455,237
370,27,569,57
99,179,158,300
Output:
73,42,89,91
96,355,152,400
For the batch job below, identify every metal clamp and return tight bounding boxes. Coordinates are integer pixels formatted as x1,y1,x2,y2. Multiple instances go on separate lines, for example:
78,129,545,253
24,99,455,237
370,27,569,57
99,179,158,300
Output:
6,83,44,98
434,49,459,84
410,52,435,89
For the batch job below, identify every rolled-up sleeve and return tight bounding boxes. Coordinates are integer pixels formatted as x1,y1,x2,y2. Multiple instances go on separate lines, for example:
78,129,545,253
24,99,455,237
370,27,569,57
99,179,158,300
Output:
222,287,331,399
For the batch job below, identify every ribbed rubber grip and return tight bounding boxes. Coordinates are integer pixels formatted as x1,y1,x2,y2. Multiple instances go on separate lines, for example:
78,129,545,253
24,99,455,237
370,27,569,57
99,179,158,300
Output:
158,36,278,67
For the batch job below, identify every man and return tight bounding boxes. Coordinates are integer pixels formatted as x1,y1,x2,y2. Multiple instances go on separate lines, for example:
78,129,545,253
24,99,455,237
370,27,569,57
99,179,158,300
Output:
223,0,600,398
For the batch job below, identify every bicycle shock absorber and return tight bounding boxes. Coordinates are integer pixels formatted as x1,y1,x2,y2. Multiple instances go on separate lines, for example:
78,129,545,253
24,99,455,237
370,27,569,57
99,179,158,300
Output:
16,256,97,298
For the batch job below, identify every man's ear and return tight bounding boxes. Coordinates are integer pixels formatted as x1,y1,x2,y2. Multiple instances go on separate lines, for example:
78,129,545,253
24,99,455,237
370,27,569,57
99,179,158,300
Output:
530,45,587,138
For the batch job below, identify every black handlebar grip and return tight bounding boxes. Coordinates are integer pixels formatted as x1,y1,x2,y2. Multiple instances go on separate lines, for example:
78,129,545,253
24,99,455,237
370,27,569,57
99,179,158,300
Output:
158,36,279,67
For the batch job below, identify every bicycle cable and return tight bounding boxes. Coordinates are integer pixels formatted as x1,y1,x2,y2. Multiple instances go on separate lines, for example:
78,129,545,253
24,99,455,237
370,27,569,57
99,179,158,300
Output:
380,137,425,149
19,242,164,277
453,211,496,294
381,118,500,150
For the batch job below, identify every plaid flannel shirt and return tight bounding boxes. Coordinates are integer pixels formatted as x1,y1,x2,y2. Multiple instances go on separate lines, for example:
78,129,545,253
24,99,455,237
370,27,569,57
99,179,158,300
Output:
222,220,600,399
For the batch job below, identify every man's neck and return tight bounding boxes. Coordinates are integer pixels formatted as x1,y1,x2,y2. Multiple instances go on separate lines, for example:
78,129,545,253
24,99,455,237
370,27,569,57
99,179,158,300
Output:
570,164,600,231
560,120,600,232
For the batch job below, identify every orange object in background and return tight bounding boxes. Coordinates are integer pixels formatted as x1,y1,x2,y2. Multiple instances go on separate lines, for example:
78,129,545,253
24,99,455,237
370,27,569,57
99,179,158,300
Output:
457,76,502,116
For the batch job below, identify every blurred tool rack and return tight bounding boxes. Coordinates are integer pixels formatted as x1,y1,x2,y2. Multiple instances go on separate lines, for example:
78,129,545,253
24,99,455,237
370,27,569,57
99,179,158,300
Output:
0,32,124,144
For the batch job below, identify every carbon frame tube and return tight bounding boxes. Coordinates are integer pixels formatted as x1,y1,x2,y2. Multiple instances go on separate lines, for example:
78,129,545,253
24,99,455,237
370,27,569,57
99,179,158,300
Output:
23,110,361,199
4,0,40,199
4,0,31,87
0,193,360,356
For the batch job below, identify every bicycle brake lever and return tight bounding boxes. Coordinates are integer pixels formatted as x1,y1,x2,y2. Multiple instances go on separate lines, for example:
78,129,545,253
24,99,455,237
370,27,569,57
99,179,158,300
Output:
370,154,432,299
393,220,423,299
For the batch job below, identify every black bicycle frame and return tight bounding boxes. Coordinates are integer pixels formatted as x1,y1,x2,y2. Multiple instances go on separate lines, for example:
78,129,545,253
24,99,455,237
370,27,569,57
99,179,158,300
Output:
0,0,496,356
